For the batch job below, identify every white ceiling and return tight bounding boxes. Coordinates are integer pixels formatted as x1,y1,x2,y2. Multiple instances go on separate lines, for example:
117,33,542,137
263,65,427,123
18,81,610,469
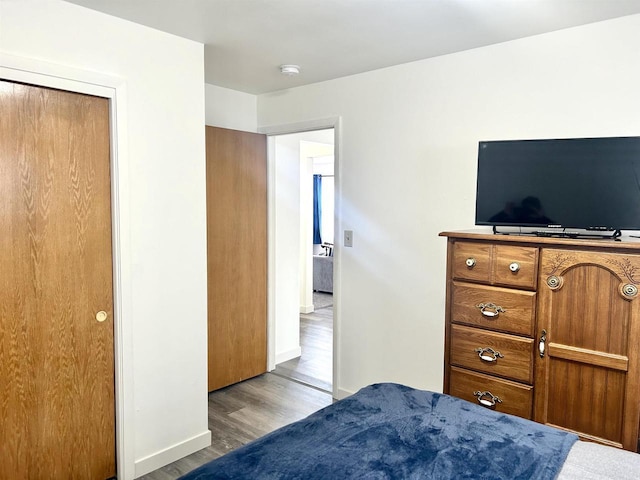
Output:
64,0,640,95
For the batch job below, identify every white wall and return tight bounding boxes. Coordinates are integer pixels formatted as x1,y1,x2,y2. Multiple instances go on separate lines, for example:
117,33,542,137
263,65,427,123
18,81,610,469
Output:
273,134,302,363
258,14,640,396
0,1,209,477
205,83,257,132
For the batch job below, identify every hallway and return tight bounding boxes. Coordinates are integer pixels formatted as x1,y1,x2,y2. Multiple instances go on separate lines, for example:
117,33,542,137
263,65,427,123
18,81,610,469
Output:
273,292,333,391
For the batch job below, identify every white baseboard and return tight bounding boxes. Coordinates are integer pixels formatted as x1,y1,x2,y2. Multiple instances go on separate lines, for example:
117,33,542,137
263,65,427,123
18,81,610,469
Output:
299,304,314,314
134,430,211,478
275,346,302,365
334,388,355,400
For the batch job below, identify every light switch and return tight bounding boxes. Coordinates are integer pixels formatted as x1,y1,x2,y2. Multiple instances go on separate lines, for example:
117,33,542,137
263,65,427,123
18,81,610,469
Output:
344,230,353,247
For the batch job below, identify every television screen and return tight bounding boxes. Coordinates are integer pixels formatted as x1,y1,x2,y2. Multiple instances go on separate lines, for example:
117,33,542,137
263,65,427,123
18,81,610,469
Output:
475,137,640,231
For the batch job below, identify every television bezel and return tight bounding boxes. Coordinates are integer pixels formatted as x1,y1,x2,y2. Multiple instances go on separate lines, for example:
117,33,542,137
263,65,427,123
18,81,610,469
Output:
474,136,640,234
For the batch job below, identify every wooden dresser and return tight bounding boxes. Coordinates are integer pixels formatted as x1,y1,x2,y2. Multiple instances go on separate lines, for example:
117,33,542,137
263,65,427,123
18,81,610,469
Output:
441,230,640,452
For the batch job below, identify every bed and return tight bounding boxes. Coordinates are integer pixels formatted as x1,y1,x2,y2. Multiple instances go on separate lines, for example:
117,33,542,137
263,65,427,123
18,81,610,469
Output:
180,383,640,479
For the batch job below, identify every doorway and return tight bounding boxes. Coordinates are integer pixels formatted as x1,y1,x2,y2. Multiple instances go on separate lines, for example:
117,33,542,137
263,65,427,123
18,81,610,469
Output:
267,126,337,394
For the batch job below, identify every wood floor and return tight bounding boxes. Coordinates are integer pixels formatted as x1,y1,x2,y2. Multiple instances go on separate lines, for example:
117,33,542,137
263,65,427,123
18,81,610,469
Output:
273,300,333,391
140,373,332,479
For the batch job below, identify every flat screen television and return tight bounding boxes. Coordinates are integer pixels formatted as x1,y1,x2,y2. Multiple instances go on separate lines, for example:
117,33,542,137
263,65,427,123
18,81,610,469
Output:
475,136,640,235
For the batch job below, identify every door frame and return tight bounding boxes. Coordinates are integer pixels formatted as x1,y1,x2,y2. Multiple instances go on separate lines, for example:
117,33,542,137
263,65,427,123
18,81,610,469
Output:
259,117,342,399
0,53,134,479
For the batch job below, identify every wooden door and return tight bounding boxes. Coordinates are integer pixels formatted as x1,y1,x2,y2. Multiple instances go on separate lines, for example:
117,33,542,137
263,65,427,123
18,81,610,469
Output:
0,81,116,478
535,248,640,451
206,126,267,391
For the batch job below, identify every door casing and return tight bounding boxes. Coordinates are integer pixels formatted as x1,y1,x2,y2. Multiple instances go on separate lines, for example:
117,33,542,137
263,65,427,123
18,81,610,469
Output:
0,52,133,479
259,117,344,400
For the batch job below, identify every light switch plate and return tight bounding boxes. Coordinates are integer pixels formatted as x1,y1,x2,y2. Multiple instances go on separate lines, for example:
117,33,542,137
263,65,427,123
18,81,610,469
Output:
344,230,353,247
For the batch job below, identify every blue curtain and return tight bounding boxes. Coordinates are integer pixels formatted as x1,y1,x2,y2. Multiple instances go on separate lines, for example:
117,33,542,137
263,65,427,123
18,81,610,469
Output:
313,174,322,245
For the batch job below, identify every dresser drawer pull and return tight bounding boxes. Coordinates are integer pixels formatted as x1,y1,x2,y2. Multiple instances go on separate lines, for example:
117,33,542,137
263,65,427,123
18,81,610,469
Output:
473,390,503,408
465,257,476,268
539,329,547,358
476,302,505,318
474,347,504,362
509,262,520,272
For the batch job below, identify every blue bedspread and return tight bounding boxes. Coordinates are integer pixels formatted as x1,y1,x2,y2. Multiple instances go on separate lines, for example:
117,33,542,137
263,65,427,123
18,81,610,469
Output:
181,383,577,479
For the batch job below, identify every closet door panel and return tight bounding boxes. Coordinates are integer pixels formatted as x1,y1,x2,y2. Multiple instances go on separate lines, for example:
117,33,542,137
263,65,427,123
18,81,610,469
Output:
0,80,115,479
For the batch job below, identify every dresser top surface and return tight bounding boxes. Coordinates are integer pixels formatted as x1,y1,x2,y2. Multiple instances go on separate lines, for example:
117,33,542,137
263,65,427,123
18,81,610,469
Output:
440,229,640,251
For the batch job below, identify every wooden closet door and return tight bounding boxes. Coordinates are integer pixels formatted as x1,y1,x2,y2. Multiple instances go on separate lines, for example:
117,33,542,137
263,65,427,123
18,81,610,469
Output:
206,126,267,391
0,81,116,479
535,248,640,451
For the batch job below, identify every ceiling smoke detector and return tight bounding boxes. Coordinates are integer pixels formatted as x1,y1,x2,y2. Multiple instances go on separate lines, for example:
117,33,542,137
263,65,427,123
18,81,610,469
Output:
280,64,300,76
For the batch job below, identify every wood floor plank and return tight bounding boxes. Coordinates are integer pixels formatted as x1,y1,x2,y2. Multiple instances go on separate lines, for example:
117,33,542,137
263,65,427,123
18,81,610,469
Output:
273,302,333,391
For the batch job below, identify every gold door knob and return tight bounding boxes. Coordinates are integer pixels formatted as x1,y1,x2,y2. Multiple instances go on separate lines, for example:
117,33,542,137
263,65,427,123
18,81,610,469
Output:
96,311,108,322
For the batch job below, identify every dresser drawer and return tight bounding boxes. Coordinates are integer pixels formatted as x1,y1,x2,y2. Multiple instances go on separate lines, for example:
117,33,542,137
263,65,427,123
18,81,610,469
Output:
450,324,534,383
493,245,538,290
449,366,533,419
451,281,536,336
452,241,491,283
451,241,538,289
